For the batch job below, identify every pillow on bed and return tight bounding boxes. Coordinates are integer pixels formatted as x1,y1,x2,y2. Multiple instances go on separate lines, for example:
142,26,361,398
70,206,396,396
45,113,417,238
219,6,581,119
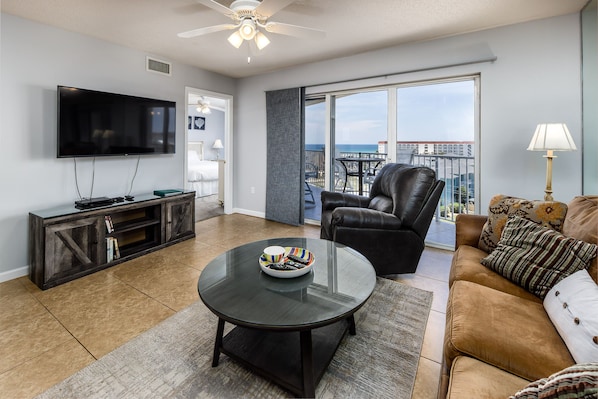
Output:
188,150,200,162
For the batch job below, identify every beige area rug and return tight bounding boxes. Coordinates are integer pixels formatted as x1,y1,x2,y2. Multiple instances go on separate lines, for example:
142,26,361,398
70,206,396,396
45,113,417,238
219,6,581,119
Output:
36,278,433,399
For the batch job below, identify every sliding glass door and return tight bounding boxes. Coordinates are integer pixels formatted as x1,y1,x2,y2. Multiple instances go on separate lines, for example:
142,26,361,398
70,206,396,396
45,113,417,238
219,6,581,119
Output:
304,97,326,220
396,79,477,247
333,90,388,196
304,76,479,250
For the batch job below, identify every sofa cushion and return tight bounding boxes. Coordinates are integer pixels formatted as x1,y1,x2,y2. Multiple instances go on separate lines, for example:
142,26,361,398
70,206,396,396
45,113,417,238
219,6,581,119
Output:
508,363,598,399
481,216,598,299
478,194,567,253
447,356,529,399
544,269,598,364
562,195,598,284
449,245,541,302
445,280,575,381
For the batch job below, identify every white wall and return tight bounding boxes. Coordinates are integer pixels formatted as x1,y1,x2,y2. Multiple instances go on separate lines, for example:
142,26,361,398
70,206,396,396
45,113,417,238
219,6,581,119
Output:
233,13,583,216
0,13,235,279
187,108,225,160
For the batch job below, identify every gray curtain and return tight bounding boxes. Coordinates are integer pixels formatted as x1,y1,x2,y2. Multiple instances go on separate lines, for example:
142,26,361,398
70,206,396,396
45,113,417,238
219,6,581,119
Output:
265,87,305,226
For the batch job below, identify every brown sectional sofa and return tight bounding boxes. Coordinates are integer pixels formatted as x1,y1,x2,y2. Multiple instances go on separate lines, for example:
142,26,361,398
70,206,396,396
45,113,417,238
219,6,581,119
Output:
440,195,598,398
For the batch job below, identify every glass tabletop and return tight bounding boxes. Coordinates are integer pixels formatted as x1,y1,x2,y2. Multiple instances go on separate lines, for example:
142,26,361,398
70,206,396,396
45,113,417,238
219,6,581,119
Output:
197,238,377,331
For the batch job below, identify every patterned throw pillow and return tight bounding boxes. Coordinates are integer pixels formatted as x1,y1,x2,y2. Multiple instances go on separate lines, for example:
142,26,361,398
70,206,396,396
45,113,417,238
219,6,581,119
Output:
481,216,598,299
509,363,598,399
478,194,568,253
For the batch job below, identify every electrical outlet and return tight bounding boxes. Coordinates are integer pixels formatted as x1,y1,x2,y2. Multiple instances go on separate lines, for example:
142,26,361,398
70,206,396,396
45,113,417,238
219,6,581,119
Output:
250,186,255,194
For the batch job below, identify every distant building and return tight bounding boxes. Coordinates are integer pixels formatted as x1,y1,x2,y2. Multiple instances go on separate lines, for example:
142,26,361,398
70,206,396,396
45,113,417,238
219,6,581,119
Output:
379,141,475,157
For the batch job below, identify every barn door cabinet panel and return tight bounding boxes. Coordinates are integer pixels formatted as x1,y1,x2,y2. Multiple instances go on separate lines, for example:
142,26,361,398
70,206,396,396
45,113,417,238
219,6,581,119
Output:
29,192,195,290
165,195,195,242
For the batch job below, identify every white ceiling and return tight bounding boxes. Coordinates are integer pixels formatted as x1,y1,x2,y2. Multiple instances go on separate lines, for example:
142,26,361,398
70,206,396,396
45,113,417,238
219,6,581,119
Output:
1,0,589,79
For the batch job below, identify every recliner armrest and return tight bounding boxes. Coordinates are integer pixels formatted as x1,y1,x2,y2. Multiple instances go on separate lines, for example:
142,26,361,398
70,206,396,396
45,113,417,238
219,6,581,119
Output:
331,207,402,230
321,191,370,211
455,214,488,250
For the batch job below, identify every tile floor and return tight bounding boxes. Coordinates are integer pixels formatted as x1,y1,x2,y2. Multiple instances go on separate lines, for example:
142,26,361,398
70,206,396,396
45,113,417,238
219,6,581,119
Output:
0,213,451,399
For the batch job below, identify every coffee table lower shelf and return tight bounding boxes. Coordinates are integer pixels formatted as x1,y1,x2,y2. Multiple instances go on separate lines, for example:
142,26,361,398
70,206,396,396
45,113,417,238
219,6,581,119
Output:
213,317,354,398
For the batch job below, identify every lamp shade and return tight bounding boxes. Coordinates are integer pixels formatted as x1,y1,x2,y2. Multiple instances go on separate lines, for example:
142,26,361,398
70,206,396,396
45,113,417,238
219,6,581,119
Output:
227,31,243,48
254,31,270,50
527,123,577,151
239,19,256,40
212,139,224,149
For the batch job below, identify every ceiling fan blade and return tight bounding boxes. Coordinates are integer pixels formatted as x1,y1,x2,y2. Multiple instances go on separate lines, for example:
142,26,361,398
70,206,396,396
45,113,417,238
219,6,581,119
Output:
255,0,296,18
195,0,236,17
264,22,325,39
178,23,238,38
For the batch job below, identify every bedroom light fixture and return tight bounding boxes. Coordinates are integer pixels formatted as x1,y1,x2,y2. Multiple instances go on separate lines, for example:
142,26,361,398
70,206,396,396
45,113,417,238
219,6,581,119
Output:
196,97,211,114
527,123,577,201
212,139,224,159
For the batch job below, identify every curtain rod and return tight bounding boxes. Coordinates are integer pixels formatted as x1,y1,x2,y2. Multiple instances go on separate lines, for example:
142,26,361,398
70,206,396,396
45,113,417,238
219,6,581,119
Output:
306,56,497,89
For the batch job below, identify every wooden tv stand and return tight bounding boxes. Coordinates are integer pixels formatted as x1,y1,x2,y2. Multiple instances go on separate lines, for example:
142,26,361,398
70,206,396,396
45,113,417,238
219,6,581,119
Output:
29,191,195,290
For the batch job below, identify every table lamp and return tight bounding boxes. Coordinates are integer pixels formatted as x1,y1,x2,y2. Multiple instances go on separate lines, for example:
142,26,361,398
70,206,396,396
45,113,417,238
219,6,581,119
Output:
212,139,224,160
527,123,577,201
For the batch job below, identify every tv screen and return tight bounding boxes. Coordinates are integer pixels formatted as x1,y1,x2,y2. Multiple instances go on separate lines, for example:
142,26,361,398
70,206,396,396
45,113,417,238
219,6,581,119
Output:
57,86,176,157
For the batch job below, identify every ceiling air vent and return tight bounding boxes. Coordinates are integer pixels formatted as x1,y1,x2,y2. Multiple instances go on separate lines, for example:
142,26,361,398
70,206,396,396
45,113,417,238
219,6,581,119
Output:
146,56,172,76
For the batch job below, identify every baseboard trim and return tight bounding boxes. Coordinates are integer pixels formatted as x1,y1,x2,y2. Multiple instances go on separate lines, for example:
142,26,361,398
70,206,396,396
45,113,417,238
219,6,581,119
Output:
0,266,29,284
232,208,266,219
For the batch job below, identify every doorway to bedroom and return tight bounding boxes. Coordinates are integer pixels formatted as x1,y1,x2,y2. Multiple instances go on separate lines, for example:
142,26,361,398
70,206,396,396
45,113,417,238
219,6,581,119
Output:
185,87,233,221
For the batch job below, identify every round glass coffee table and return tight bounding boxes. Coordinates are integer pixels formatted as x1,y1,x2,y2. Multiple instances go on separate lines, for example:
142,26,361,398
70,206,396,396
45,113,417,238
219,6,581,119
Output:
197,237,376,398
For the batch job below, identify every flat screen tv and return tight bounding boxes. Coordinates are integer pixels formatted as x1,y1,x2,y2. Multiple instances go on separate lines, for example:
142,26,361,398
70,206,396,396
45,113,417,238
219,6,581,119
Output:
57,86,176,157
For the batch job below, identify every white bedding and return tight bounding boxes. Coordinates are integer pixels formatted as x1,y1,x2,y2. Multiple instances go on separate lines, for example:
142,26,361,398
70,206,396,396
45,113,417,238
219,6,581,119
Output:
187,150,219,197
188,159,218,181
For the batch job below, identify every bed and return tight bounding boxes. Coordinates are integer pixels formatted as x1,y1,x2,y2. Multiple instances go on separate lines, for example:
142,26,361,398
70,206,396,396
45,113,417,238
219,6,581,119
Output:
187,142,219,198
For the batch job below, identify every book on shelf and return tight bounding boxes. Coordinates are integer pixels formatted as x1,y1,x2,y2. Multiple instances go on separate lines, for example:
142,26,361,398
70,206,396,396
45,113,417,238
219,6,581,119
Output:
106,237,113,262
112,237,120,259
106,237,120,262
105,215,114,233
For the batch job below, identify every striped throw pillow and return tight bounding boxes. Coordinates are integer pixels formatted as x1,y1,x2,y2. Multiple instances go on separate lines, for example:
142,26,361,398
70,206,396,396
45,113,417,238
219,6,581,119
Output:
509,363,598,399
481,216,598,299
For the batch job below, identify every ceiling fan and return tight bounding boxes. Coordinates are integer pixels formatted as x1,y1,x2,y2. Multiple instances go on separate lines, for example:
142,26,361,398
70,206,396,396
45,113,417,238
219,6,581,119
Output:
177,0,325,51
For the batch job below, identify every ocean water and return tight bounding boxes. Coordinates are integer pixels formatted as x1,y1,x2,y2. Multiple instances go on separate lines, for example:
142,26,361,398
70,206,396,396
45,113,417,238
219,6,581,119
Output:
305,144,379,153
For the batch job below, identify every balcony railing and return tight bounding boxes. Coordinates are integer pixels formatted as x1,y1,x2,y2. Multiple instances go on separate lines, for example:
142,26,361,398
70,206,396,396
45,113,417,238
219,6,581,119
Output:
305,150,475,224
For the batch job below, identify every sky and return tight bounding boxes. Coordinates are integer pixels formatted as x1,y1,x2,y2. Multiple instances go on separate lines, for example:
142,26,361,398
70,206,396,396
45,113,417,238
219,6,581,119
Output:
305,79,475,145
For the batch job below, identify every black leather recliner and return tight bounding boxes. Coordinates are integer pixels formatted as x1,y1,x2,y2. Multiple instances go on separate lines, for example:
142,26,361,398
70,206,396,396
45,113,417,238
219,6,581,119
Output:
320,163,445,275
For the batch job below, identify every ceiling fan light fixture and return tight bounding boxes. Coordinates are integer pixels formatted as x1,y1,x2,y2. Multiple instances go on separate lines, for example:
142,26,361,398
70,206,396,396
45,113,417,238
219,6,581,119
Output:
227,31,244,48
197,105,211,114
254,31,270,50
197,98,212,114
239,19,256,40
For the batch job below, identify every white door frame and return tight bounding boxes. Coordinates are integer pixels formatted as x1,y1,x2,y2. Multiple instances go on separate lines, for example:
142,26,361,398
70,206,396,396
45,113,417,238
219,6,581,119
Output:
184,87,233,214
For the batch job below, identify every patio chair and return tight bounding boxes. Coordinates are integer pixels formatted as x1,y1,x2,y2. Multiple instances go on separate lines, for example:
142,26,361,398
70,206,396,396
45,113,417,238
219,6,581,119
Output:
305,162,318,203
